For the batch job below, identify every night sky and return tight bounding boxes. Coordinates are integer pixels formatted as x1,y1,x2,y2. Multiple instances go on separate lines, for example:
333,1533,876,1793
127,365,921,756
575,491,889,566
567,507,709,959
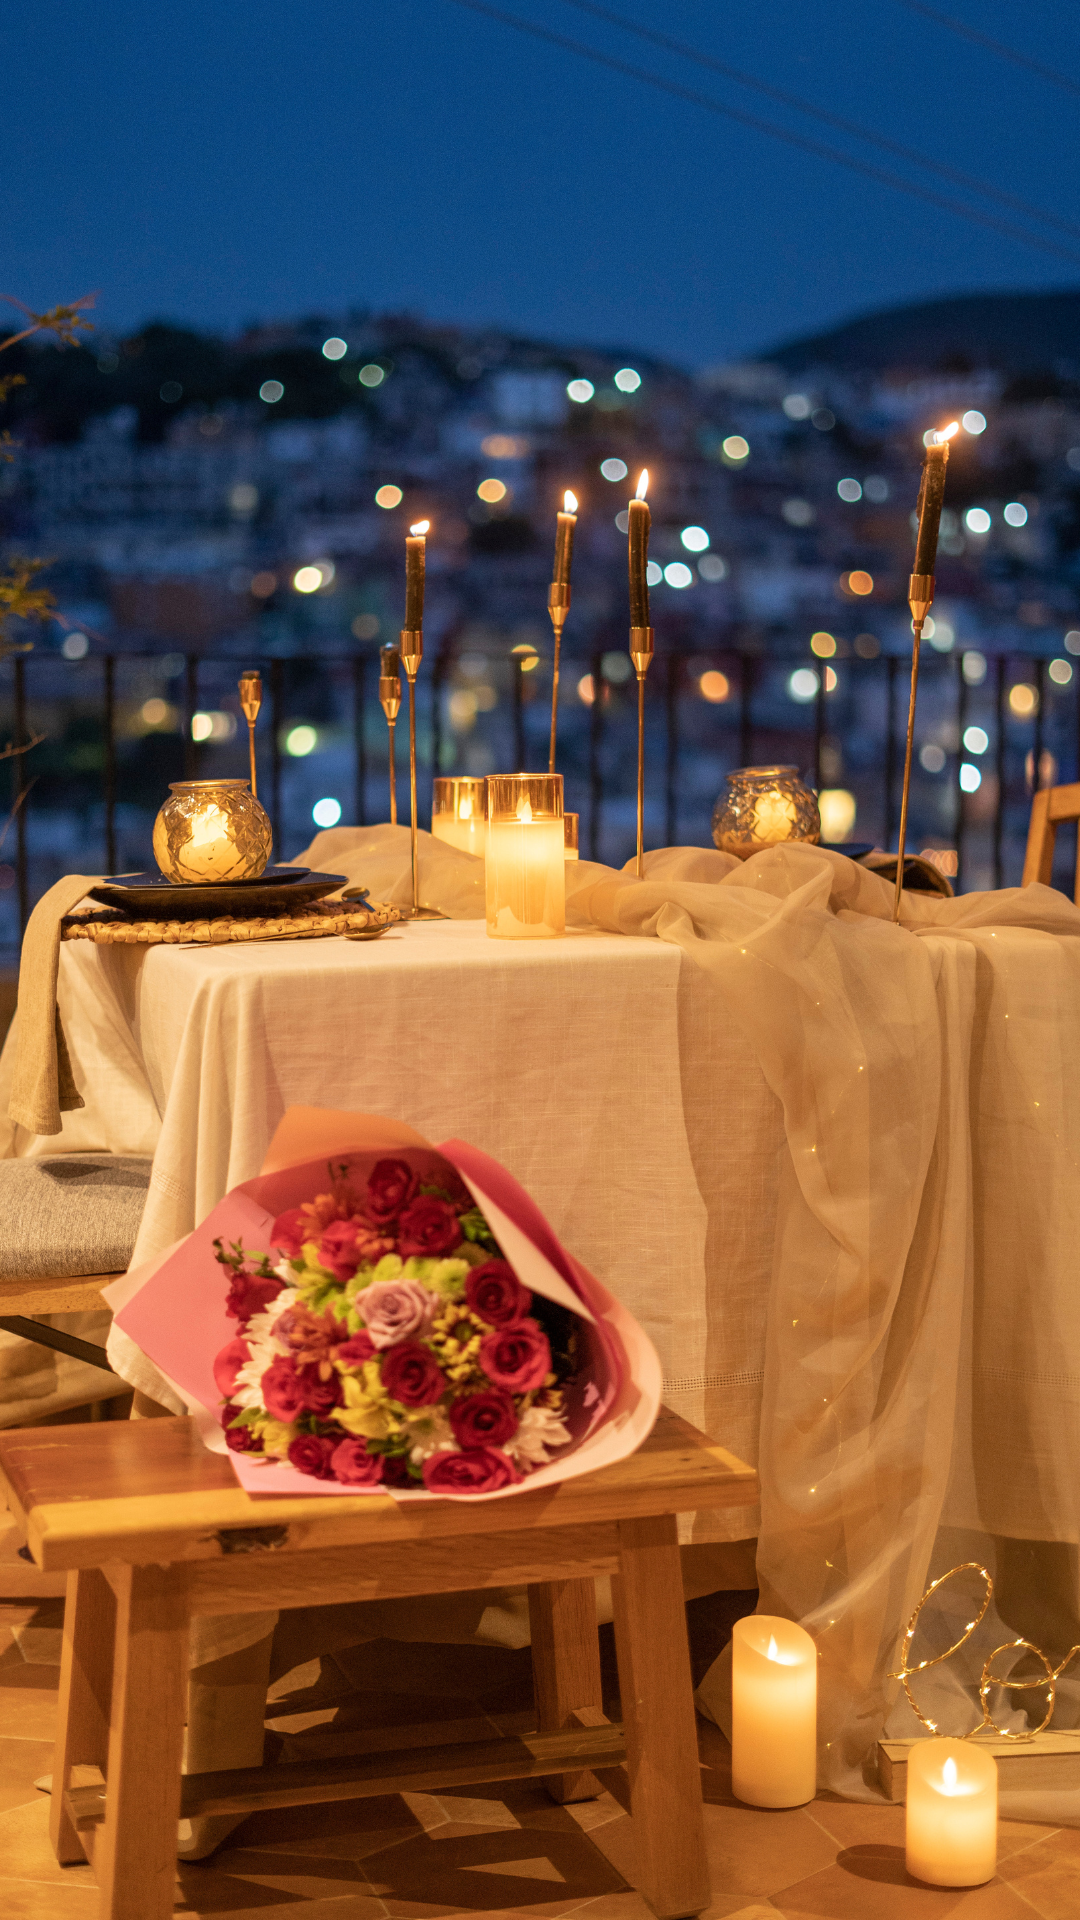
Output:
5,0,1079,366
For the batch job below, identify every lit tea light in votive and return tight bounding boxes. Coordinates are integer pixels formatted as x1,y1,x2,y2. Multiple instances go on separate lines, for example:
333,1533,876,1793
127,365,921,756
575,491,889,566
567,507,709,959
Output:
563,812,579,860
732,1615,817,1808
431,776,486,858
906,1739,997,1888
485,774,565,940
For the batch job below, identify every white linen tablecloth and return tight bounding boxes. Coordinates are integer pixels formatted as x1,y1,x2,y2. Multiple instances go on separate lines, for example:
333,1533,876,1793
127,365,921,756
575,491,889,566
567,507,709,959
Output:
0,916,782,1539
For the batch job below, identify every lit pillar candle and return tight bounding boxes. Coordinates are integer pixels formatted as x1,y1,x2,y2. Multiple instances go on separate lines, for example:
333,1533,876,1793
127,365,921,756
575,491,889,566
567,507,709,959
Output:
732,1615,817,1808
431,776,486,858
906,1740,997,1888
628,468,651,629
405,521,427,631
485,773,565,939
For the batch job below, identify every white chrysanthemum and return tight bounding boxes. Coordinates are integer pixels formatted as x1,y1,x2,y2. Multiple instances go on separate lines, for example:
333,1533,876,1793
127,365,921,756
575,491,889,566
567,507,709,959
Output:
228,1287,298,1409
507,1403,572,1468
244,1286,297,1348
406,1406,456,1463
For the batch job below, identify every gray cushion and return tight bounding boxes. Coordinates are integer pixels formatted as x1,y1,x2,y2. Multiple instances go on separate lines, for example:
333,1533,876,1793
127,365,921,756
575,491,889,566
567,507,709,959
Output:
0,1154,152,1278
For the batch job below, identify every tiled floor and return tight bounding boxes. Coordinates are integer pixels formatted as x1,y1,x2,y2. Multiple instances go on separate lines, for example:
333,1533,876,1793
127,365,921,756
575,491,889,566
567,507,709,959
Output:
0,1526,1076,1919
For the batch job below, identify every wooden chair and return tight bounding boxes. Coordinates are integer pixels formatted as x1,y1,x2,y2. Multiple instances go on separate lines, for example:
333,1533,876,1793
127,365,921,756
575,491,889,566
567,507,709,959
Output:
0,1405,757,1920
1022,780,1080,902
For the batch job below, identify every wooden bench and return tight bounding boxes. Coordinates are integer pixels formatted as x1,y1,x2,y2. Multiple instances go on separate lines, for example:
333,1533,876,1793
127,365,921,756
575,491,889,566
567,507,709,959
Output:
0,1404,757,1920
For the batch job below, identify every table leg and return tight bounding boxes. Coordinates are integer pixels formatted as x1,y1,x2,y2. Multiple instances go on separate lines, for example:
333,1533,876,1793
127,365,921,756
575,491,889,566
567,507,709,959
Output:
50,1567,115,1864
528,1578,604,1803
96,1563,189,1920
612,1516,709,1919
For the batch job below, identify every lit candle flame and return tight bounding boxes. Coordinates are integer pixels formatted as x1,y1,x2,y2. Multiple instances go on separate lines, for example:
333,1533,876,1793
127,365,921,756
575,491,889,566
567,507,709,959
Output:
942,1756,959,1791
410,520,430,536
767,1634,779,1661
516,797,534,824
635,469,649,501
563,489,578,514
459,796,472,821
934,422,960,444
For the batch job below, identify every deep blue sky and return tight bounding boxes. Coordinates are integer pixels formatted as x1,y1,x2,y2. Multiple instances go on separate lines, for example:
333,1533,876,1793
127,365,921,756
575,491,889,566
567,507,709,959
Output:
4,0,1079,366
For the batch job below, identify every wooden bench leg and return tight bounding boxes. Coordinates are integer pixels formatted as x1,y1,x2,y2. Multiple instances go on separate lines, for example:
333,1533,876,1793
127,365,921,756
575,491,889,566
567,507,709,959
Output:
95,1563,189,1920
51,1567,116,1864
528,1578,604,1803
612,1516,710,1919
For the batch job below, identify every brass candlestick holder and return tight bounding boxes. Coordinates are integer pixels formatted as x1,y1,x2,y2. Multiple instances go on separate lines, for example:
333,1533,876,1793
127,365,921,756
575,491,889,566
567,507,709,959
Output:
399,626,446,921
238,671,262,799
378,644,401,826
548,582,570,774
630,625,654,878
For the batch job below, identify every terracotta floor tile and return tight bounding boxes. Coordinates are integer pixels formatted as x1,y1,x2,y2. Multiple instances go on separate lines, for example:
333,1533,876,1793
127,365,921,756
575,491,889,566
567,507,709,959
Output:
583,1800,837,1903
0,1735,54,1815
771,1847,1038,1918
0,1639,60,1742
0,1799,95,1887
228,1793,428,1860
176,1888,388,1920
0,1881,101,1919
996,1824,1080,1918
357,1818,628,1916
176,1847,380,1907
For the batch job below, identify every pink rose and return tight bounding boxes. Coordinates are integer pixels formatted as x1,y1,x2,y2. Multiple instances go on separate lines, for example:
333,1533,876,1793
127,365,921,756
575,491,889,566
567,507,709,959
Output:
226,1271,284,1325
450,1389,517,1450
288,1435,338,1479
359,1278,437,1349
380,1341,446,1408
261,1355,307,1424
270,1206,310,1258
335,1331,375,1367
465,1260,531,1328
422,1447,521,1494
397,1196,462,1258
213,1336,251,1401
365,1157,419,1225
479,1322,551,1394
330,1438,386,1486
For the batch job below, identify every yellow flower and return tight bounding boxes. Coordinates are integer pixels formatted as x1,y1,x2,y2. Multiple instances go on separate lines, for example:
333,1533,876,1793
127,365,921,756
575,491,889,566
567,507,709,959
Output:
258,1418,298,1459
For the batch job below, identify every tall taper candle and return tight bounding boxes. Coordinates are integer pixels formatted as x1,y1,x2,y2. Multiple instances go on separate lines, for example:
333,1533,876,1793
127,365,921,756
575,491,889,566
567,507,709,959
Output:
548,488,578,774
628,469,651,628
893,423,958,924
405,524,426,630
400,520,444,917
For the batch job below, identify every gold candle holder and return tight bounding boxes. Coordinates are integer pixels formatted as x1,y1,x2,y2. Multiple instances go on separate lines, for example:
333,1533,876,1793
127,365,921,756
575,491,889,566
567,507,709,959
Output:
485,773,565,939
894,422,959,923
548,489,578,773
630,626,654,878
238,671,262,799
378,643,401,826
432,775,486,857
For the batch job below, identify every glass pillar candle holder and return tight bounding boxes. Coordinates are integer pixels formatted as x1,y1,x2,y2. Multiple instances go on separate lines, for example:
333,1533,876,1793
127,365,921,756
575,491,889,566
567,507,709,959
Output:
152,779,272,884
732,1615,817,1808
431,776,487,858
485,774,565,939
906,1740,997,1888
563,812,579,860
712,766,820,859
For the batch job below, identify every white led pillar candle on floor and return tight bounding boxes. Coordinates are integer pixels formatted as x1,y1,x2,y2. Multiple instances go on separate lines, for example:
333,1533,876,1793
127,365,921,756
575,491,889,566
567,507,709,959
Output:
905,1740,997,1887
485,774,565,939
731,1614,817,1807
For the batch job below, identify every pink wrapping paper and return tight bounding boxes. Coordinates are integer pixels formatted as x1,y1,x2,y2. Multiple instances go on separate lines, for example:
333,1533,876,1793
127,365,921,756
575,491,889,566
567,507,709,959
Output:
112,1108,661,1500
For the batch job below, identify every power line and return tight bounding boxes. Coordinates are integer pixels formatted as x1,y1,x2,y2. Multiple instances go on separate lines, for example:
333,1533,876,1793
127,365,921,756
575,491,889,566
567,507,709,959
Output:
443,0,1080,266
894,1,1080,101
560,0,1080,244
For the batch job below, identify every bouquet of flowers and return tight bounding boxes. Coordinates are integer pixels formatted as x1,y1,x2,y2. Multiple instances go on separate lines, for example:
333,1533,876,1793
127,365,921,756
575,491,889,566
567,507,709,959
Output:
215,1154,581,1493
110,1109,660,1501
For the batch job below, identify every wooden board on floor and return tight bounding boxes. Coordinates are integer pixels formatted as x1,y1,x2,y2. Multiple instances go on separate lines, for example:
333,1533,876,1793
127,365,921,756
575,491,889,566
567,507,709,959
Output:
878,1731,1080,1801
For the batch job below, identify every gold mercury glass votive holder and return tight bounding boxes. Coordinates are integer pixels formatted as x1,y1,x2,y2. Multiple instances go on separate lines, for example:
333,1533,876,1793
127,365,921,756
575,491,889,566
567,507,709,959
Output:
431,776,487,858
485,773,565,940
563,812,579,860
152,778,273,884
712,765,820,860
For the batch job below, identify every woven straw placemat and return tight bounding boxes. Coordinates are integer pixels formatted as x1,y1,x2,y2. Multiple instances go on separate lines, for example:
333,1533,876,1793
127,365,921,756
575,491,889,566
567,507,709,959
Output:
61,897,401,946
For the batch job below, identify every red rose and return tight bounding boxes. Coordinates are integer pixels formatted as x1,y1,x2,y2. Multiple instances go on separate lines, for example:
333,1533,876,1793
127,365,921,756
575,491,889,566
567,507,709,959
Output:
397,1196,462,1258
297,1363,343,1417
422,1447,521,1494
335,1331,375,1367
380,1340,446,1408
261,1355,307,1423
213,1336,250,1402
226,1271,284,1325
270,1206,310,1258
365,1157,419,1225
318,1218,365,1280
330,1437,386,1486
479,1322,551,1394
465,1261,531,1328
288,1435,338,1479
222,1414,262,1453
450,1389,517,1450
